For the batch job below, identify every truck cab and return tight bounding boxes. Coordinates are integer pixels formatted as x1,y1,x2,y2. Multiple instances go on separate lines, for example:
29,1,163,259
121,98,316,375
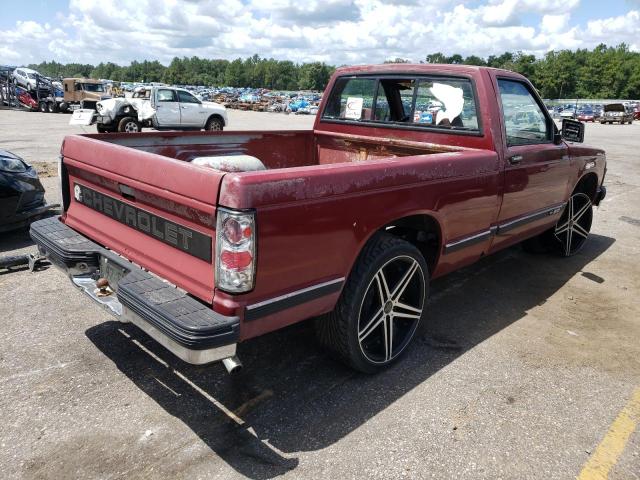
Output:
62,78,109,110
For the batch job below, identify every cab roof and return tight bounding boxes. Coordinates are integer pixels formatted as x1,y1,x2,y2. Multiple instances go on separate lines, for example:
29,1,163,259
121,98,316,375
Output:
333,63,524,80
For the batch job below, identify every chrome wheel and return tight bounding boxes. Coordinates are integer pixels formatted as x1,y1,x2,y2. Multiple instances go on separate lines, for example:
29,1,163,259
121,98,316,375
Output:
554,193,592,256
123,121,139,133
207,118,223,131
357,255,425,364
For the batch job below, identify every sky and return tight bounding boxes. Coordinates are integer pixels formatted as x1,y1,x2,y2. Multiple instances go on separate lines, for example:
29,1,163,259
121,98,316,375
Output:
0,0,639,67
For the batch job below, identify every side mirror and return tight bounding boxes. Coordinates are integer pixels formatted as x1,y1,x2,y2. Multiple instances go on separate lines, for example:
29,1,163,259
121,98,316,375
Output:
561,119,584,143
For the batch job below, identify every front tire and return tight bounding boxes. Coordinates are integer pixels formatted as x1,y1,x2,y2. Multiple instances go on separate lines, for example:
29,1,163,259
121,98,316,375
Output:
117,116,141,133
551,192,593,256
315,232,428,373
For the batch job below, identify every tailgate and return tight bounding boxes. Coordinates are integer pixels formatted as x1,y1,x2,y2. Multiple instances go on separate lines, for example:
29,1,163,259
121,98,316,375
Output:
61,134,224,303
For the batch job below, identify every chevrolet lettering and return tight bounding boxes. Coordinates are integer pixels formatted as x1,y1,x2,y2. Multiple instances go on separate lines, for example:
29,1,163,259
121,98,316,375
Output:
75,184,211,262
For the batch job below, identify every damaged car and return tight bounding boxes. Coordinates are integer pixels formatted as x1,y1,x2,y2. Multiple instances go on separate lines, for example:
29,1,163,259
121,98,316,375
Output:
0,150,58,232
72,86,228,133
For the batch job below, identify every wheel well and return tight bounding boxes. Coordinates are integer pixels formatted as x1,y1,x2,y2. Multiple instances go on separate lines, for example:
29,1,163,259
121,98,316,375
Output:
381,214,441,274
574,173,598,202
117,105,137,117
207,114,225,126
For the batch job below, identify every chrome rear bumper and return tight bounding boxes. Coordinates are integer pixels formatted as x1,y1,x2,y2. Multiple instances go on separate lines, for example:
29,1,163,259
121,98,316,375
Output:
30,216,239,365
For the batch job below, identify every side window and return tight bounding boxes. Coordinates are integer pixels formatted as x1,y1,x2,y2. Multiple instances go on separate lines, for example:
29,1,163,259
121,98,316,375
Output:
157,89,176,102
322,77,376,120
177,90,200,104
413,79,478,130
498,79,549,146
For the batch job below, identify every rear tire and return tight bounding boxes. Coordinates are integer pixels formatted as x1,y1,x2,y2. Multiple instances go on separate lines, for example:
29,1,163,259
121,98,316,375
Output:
117,116,141,133
48,102,58,113
39,102,47,113
315,232,428,373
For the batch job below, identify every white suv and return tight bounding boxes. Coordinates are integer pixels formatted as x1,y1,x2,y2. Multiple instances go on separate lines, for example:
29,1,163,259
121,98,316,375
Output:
12,67,40,90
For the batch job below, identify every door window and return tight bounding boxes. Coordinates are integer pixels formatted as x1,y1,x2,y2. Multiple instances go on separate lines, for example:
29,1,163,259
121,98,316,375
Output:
157,89,177,102
498,79,549,146
177,90,200,104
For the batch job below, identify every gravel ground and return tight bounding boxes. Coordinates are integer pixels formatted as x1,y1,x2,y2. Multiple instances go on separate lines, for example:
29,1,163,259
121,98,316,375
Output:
0,110,638,480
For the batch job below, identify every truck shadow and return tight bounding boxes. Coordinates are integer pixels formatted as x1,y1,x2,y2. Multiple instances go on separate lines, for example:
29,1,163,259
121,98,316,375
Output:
85,233,615,479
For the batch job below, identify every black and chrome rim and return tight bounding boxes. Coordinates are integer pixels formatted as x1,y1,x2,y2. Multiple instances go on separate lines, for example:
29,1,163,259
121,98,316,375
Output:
123,121,139,133
554,193,592,256
357,255,425,364
209,121,222,131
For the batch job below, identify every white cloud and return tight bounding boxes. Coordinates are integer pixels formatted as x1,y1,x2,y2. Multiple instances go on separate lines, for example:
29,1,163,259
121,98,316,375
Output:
0,0,637,68
541,14,570,34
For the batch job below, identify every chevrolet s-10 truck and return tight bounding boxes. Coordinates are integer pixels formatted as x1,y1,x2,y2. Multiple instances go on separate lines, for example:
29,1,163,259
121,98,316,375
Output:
31,64,606,373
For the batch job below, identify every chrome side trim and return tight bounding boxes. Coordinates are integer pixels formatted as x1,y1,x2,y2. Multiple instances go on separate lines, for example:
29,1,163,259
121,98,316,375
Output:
443,202,566,255
443,229,493,254
245,277,345,321
497,202,566,234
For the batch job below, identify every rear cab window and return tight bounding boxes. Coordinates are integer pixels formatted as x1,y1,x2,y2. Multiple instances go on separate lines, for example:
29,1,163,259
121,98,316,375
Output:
322,74,480,134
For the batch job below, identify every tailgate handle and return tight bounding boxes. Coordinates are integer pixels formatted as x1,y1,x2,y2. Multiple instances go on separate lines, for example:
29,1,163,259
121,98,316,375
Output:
119,184,135,201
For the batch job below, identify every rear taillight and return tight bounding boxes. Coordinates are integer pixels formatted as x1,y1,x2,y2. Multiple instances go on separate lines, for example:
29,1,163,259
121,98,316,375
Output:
215,208,256,293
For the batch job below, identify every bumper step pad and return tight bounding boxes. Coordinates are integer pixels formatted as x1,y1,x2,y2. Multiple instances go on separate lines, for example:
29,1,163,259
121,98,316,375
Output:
30,217,238,351
118,270,238,349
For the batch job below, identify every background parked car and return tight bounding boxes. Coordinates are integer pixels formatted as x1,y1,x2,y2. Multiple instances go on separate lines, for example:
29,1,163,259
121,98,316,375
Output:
0,150,57,232
600,103,634,124
577,109,597,122
559,109,576,120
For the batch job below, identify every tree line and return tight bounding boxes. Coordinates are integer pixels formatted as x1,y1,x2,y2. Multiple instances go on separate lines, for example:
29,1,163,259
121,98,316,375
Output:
27,44,640,98
394,44,640,99
27,55,334,91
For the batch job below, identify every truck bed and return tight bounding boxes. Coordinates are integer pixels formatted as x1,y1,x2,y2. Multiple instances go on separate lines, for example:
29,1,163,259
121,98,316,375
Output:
92,129,468,170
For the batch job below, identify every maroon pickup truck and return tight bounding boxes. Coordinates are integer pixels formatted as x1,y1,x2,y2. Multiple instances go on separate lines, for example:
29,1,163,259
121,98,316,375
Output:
31,64,606,373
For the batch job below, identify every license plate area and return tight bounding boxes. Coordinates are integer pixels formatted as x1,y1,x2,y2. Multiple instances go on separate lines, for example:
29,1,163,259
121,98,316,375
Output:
100,256,128,293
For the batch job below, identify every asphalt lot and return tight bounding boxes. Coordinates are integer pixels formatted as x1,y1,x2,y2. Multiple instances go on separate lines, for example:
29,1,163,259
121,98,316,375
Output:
1,110,639,479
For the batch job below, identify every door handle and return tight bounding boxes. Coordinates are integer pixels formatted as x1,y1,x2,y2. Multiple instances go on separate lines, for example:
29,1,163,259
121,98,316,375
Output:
181,106,188,109
509,155,523,165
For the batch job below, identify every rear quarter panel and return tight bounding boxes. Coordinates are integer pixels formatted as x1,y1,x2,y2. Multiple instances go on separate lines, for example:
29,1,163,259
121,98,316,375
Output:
218,149,501,340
